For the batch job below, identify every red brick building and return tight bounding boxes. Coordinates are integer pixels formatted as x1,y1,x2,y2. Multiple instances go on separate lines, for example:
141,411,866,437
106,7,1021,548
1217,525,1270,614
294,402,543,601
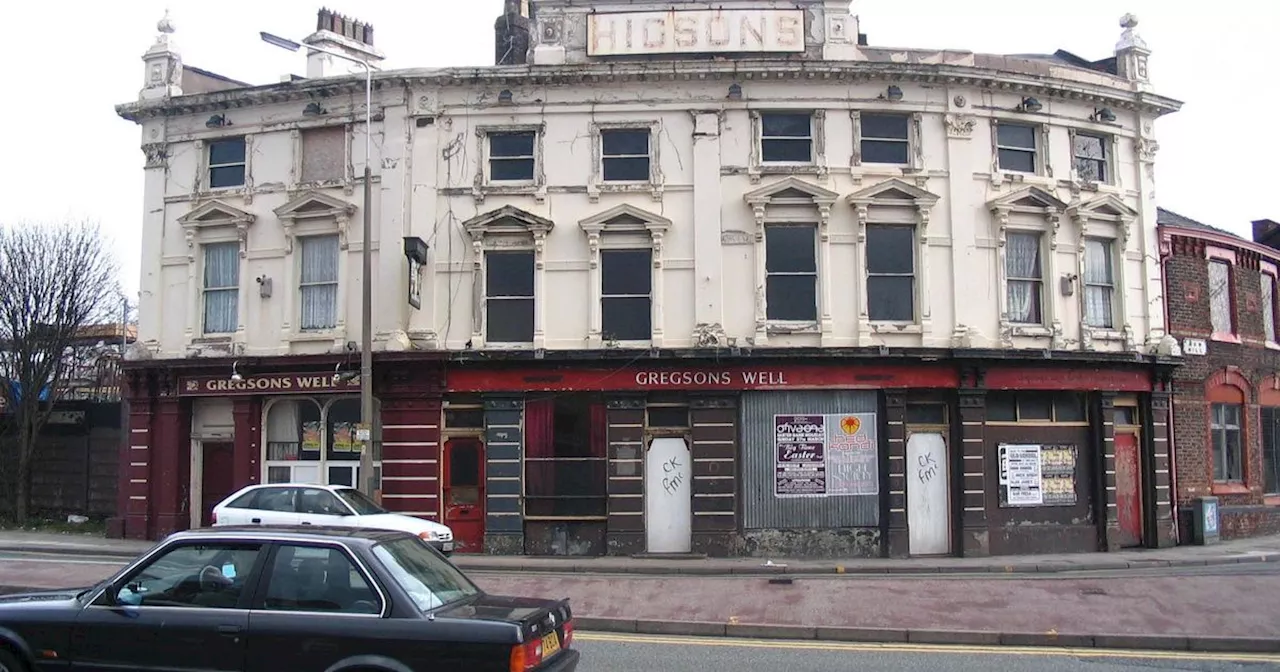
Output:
1159,209,1280,540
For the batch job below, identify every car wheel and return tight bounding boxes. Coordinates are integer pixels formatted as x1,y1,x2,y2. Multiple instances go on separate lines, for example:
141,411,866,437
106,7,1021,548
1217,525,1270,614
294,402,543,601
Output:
0,647,28,672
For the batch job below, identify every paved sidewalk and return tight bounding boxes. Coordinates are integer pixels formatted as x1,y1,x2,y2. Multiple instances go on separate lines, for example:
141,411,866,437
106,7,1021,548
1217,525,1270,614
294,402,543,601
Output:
1,529,1279,576
1,553,1277,654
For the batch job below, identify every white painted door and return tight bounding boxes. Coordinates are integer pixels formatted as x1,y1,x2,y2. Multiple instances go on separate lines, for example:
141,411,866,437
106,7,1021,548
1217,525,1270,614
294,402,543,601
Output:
906,432,949,556
645,437,693,554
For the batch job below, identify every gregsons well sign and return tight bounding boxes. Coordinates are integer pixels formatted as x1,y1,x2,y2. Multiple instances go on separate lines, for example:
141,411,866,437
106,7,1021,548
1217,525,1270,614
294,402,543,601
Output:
179,373,361,396
587,9,805,57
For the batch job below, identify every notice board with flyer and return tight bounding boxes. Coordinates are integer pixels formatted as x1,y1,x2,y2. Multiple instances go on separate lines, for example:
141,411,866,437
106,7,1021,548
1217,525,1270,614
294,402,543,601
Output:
774,413,878,498
998,443,1079,507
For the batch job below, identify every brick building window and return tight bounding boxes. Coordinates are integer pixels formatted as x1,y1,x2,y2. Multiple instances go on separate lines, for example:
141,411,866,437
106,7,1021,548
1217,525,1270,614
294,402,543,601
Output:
1263,272,1278,343
1210,402,1244,483
1208,260,1234,335
1262,407,1280,495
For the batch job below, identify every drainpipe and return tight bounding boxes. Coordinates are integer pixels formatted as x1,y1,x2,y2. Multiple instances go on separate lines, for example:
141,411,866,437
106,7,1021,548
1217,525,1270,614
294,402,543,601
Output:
1158,232,1179,544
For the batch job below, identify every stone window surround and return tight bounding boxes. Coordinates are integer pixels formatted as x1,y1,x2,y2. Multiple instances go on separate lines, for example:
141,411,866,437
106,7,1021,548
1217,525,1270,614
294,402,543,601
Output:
587,120,664,204
990,118,1052,183
850,110,924,172
1262,260,1280,350
744,177,838,345
748,109,828,184
1068,194,1139,351
472,123,547,204
847,178,939,341
177,200,255,349
194,134,255,201
273,191,359,350
989,187,1066,349
1205,245,1240,344
289,122,355,194
462,205,555,350
579,204,671,349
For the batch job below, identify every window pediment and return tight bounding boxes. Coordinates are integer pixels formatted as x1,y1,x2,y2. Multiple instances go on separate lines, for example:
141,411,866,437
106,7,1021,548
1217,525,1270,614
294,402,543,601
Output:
988,186,1068,216
845,178,941,208
462,205,555,242
579,203,672,236
1068,194,1138,222
273,191,356,253
178,199,256,259
743,176,839,208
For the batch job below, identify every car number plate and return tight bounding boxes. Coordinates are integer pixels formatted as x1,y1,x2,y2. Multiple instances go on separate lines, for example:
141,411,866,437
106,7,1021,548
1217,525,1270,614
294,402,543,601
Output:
441,542,453,552
541,631,561,656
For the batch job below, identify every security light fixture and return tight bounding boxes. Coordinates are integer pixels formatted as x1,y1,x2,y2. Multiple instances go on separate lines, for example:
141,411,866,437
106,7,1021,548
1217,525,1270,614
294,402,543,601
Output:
1092,107,1117,122
885,85,903,101
206,114,230,128
1016,97,1043,113
498,89,513,104
230,360,243,382
303,102,327,116
727,83,743,100
334,362,360,384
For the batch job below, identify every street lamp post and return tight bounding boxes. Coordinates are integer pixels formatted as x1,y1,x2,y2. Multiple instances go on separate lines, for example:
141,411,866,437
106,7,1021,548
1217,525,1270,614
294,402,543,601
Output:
262,31,377,497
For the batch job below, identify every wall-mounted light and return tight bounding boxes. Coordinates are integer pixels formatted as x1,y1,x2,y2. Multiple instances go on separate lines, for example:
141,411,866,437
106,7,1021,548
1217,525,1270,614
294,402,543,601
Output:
1015,97,1043,113
727,83,743,100
255,275,273,298
230,360,243,382
498,89,513,104
333,362,360,384
206,113,230,128
882,85,903,102
303,102,327,116
1091,107,1117,122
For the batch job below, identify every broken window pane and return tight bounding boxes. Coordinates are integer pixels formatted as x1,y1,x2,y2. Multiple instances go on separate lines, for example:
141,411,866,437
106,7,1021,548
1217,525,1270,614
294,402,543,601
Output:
486,251,534,342
866,225,915,322
489,131,536,181
1074,133,1108,183
764,225,817,321
861,113,910,165
301,126,346,183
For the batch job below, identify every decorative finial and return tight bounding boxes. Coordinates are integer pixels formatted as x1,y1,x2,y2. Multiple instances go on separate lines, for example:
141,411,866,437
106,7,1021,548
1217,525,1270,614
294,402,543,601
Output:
157,8,175,35
1116,12,1147,51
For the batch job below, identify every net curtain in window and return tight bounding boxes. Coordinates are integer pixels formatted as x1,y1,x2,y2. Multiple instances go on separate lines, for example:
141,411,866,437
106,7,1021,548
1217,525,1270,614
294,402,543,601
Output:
1006,233,1041,323
203,243,239,333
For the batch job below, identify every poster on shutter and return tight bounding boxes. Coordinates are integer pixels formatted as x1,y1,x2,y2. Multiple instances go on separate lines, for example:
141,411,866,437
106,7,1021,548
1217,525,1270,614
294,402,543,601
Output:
999,443,1043,506
825,413,879,495
774,415,827,497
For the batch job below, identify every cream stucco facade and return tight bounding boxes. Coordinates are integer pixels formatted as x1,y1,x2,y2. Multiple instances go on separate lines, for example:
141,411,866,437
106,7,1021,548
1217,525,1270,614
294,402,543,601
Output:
118,2,1182,364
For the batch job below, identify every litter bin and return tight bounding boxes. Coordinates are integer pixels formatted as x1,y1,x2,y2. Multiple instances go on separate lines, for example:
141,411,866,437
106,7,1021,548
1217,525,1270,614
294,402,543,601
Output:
1190,496,1220,545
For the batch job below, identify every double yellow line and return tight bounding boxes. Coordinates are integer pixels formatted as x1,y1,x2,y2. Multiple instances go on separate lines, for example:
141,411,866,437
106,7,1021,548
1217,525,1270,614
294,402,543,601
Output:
574,632,1280,663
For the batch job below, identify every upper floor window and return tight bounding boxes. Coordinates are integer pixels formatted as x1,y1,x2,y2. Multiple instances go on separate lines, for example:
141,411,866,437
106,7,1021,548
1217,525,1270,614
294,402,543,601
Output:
300,126,346,183
489,132,536,182
866,224,915,322
299,235,339,330
486,250,534,343
202,242,239,335
1074,133,1108,183
760,112,813,163
1083,238,1115,328
1211,402,1243,483
1209,260,1234,334
996,123,1037,173
1005,232,1043,324
987,391,1087,423
208,138,246,188
601,249,652,341
764,225,817,321
1263,272,1278,342
860,113,910,165
601,129,650,182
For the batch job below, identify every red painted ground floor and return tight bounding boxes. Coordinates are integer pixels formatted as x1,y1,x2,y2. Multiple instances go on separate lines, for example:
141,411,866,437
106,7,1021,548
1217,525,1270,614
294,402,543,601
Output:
113,350,1179,557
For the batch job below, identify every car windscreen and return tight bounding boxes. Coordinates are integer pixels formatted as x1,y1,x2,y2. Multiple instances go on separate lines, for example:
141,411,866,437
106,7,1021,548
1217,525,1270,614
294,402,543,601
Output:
334,488,387,515
372,538,480,612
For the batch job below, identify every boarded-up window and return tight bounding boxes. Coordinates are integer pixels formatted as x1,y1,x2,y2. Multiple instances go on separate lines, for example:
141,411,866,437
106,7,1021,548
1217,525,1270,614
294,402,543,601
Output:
301,127,346,183
1208,260,1233,334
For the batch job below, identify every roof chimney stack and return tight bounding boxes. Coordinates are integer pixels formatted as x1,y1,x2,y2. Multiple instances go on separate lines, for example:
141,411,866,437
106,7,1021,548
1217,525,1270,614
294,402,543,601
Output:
304,7,385,78
494,0,530,65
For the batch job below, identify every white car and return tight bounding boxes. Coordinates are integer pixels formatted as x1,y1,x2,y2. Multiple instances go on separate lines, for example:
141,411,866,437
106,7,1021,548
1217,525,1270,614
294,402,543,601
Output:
210,483,455,555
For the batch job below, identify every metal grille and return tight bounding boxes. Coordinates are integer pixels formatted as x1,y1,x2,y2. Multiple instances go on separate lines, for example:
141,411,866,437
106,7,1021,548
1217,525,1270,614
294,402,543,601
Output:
741,391,880,530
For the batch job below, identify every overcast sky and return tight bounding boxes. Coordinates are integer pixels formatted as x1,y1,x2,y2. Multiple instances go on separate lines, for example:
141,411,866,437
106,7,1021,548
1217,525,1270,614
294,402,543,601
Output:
3,1,1275,298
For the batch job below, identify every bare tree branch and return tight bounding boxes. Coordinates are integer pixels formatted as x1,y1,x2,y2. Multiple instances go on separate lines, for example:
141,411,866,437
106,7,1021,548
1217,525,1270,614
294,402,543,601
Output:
0,220,120,523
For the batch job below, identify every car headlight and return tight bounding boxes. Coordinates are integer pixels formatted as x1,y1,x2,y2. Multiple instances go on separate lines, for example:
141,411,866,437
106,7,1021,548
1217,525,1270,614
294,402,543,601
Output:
419,530,440,541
